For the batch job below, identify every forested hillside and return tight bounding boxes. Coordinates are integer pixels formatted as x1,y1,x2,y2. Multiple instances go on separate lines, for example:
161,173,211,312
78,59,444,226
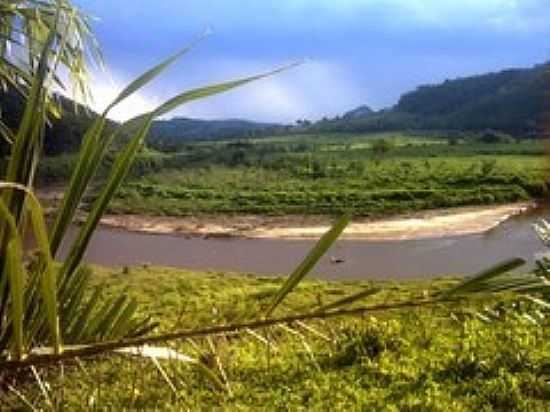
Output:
1,61,548,156
0,87,118,155
147,117,284,150
0,89,284,154
311,61,549,136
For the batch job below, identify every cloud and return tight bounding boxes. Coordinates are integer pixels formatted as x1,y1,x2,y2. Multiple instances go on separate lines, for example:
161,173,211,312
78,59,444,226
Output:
154,59,365,123
71,68,160,122
75,0,549,122
79,57,365,123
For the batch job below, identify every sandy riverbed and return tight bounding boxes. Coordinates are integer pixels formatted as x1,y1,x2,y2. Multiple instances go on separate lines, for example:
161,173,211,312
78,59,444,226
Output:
97,202,533,241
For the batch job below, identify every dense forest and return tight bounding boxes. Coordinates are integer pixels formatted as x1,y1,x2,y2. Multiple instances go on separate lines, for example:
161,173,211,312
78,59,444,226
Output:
0,87,118,155
147,117,285,151
309,61,549,136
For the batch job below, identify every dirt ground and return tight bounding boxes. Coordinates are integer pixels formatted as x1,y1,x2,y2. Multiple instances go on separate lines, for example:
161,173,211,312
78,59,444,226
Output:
97,202,532,240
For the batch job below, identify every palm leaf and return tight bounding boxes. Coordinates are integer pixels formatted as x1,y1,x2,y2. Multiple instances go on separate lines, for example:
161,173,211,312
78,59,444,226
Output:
0,201,26,359
61,63,299,279
5,240,26,360
265,216,349,317
0,183,61,352
50,42,199,255
314,287,380,313
442,258,526,297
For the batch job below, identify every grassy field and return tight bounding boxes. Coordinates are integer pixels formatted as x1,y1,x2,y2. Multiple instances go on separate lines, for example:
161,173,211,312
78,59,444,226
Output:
94,133,549,217
3,265,548,410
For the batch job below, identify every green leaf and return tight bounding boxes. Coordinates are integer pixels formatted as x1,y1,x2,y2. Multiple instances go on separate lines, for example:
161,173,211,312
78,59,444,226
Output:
105,41,202,113
59,113,155,279
109,299,139,338
265,216,349,317
25,190,60,352
65,285,103,341
5,239,25,360
50,42,198,255
153,62,301,119
0,182,61,352
2,15,58,219
0,199,26,359
0,119,14,145
314,288,380,313
443,258,526,297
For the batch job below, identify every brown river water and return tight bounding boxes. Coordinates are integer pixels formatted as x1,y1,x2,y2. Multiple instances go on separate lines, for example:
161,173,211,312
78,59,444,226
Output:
56,205,550,280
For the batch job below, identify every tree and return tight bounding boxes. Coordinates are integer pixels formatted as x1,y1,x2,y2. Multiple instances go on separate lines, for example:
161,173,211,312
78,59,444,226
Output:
0,0,101,143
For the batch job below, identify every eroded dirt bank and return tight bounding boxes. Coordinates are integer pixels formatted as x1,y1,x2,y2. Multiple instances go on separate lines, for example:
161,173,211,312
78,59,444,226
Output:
97,202,532,241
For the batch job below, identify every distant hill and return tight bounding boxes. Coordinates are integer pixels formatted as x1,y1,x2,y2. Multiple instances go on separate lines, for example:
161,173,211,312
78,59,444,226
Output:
313,61,550,136
342,105,374,120
0,87,118,156
2,61,548,157
147,117,284,150
0,90,283,154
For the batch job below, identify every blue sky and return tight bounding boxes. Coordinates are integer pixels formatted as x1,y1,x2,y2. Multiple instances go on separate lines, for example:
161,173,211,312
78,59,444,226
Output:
76,0,550,123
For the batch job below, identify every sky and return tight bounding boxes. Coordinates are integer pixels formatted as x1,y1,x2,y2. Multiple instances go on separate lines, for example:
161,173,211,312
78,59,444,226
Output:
75,0,550,123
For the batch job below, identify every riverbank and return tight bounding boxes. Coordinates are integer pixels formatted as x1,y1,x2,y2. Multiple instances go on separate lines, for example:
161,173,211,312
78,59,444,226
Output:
98,202,532,240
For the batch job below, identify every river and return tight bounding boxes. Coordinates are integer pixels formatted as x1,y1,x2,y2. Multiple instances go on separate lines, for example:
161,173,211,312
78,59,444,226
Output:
57,205,550,280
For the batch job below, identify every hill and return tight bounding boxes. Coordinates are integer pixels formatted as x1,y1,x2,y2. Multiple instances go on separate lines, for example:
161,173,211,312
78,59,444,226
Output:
0,87,119,156
0,90,284,155
312,61,550,136
147,117,284,150
342,105,375,120
1,61,548,156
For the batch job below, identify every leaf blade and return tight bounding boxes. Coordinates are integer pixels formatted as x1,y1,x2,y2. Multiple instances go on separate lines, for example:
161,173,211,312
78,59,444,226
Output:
265,216,349,317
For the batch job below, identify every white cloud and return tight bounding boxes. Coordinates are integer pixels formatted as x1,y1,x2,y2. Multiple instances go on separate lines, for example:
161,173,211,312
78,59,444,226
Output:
61,60,364,123
66,0,549,123
63,67,160,122
162,59,365,123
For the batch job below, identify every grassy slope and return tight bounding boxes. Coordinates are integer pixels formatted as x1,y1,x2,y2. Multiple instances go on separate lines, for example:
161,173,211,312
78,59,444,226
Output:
5,266,549,410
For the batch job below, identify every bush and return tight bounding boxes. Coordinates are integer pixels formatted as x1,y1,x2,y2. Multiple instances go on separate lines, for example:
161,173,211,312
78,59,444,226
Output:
331,318,403,367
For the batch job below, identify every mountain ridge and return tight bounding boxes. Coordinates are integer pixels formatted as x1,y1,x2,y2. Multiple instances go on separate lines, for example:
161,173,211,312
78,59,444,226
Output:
1,60,548,155
316,61,549,135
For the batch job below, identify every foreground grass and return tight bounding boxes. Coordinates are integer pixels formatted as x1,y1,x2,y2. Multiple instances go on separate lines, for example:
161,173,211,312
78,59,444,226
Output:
3,266,549,410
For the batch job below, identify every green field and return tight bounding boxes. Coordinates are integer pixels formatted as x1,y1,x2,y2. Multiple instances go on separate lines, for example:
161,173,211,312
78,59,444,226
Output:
86,133,549,217
4,266,548,410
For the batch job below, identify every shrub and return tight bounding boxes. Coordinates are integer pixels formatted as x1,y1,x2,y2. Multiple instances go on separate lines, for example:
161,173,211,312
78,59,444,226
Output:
331,318,403,367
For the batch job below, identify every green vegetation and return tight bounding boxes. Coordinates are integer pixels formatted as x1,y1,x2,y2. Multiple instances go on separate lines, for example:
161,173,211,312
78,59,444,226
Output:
0,0,297,374
2,59,548,158
92,134,548,217
308,62,549,135
0,87,120,156
3,266,549,410
1,1,548,410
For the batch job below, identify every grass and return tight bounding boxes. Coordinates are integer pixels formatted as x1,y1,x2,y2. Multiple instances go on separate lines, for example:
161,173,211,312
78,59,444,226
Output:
28,134,548,218
108,154,545,217
3,265,549,410
94,134,547,217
